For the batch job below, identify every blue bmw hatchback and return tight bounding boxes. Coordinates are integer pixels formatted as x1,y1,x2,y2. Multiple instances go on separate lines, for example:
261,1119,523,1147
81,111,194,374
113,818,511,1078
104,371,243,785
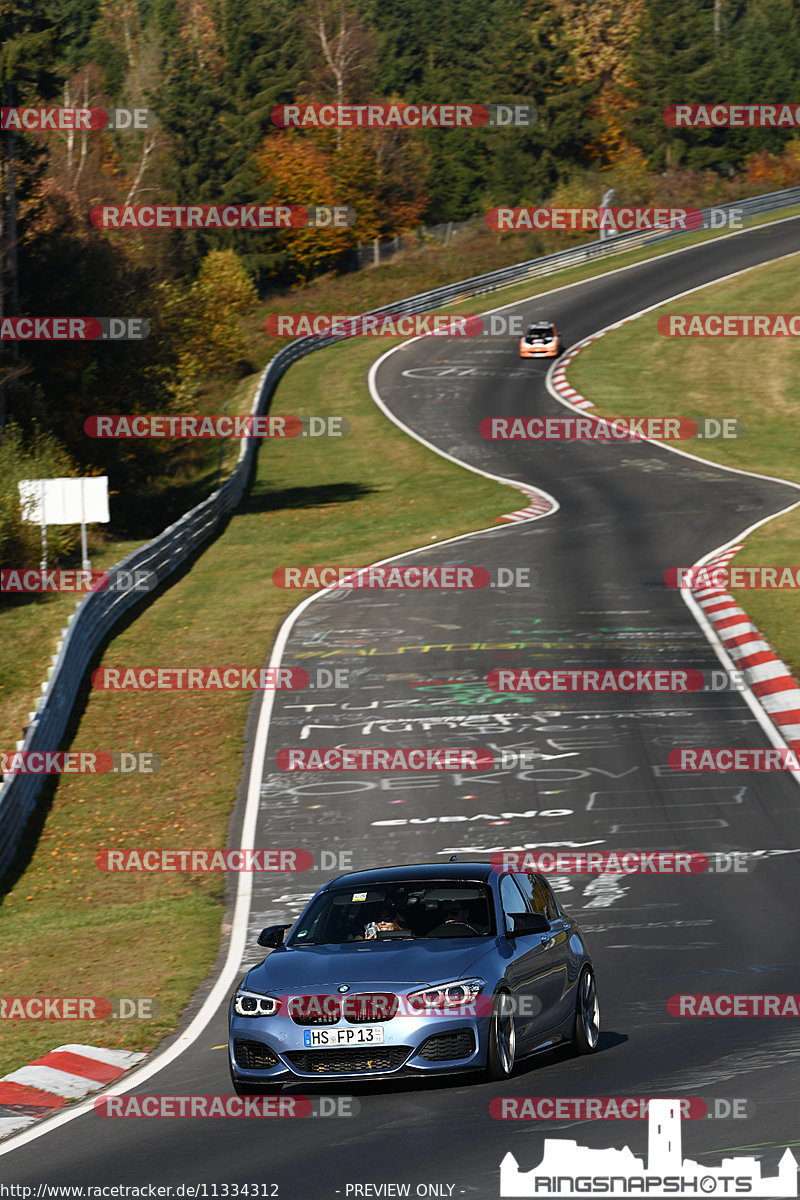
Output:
228,861,599,1091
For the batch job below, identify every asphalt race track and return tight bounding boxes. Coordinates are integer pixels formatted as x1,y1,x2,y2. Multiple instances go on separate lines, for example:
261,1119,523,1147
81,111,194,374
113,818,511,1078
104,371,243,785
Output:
2,220,800,1197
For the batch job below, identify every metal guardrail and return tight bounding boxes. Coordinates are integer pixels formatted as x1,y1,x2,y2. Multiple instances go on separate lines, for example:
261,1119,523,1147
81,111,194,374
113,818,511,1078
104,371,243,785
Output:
2,185,799,877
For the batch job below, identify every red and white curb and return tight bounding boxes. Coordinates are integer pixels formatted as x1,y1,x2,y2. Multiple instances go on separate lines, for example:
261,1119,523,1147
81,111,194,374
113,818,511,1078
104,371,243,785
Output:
550,345,595,410
550,320,641,411
544,262,800,769
690,546,800,752
0,1044,146,1139
497,483,556,524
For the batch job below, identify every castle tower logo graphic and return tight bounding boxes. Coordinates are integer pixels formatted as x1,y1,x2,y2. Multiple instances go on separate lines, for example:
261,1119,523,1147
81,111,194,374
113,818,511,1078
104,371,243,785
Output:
500,1098,797,1197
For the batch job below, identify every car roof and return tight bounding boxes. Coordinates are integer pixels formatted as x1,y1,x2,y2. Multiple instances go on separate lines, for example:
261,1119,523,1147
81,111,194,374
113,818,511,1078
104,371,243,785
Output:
322,861,496,889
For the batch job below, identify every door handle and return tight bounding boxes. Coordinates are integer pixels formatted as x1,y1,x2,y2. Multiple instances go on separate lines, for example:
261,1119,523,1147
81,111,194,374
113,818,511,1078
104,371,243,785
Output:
540,934,554,946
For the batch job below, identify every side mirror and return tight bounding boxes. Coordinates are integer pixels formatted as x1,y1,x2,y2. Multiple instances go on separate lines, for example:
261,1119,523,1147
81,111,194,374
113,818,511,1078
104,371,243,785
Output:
507,911,550,936
257,924,291,948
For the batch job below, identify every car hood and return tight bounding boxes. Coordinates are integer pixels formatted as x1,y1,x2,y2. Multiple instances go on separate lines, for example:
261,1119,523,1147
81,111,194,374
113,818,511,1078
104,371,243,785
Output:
242,938,497,994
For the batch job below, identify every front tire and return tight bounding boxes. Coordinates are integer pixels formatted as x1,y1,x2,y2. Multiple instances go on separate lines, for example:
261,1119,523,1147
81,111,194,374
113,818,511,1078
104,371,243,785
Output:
484,991,516,1081
572,967,600,1054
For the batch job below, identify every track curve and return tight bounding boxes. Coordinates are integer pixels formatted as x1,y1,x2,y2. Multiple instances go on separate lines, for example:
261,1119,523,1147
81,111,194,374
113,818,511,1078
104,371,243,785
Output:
2,219,800,1199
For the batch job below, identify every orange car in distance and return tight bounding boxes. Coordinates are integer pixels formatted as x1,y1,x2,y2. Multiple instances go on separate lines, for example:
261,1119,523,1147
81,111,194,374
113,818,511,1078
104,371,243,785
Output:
519,320,561,358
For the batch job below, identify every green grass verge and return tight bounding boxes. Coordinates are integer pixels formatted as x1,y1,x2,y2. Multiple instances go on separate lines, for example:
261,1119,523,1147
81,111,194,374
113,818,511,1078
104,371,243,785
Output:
567,251,800,678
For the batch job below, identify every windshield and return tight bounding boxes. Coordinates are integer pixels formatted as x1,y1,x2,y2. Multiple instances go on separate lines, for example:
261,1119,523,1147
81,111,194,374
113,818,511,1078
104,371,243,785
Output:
527,324,553,339
288,880,496,946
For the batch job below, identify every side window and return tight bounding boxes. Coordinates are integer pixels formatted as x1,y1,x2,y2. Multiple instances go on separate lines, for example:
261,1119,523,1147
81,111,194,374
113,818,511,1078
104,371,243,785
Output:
499,874,528,926
537,878,563,921
514,872,547,915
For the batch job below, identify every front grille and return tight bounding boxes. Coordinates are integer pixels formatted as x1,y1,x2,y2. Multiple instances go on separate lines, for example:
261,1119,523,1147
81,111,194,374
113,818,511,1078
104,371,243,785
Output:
288,996,341,1026
417,1029,476,1061
285,1046,410,1074
286,992,400,1025
343,993,399,1023
234,1039,279,1070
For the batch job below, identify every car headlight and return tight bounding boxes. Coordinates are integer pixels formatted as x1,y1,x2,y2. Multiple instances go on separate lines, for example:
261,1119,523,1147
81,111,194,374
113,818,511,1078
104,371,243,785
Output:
233,989,280,1017
406,978,486,1013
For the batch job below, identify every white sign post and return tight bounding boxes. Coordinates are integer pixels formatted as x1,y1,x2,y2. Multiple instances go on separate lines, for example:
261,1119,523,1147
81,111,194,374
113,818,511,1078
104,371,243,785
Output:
18,477,110,571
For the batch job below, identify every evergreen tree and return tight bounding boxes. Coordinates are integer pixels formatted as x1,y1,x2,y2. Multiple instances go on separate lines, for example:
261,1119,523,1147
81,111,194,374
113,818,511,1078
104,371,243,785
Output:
625,0,721,171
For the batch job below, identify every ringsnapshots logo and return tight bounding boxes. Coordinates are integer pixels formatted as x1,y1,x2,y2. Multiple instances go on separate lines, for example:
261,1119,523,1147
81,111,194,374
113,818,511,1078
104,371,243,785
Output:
1,107,155,131
90,205,355,229
480,416,744,441
271,102,537,128
498,1098,797,1197
1,317,149,340
0,750,159,777
91,666,349,690
84,415,347,438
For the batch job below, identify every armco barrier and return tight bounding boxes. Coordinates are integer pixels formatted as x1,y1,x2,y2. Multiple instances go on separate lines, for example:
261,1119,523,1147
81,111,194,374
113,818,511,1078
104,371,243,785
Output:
1,186,799,877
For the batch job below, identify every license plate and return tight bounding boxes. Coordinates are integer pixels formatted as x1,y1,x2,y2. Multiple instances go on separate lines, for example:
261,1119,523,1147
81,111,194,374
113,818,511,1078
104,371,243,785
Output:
303,1025,385,1047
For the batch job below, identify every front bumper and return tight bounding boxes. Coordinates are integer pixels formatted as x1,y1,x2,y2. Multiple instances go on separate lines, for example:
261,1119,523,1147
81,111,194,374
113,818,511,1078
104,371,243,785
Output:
229,1010,488,1082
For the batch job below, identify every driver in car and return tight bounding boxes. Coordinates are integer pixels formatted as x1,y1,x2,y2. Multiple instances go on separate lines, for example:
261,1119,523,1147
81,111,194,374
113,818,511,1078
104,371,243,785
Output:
439,901,470,925
364,905,408,939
